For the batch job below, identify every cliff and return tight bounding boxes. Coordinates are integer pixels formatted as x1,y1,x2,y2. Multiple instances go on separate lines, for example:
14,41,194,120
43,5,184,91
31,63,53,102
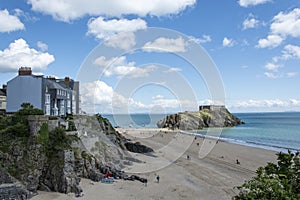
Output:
157,106,244,130
0,107,148,199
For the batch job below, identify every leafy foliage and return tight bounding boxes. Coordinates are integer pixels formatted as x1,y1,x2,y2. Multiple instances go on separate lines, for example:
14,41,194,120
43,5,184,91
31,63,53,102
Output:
234,150,300,200
36,123,49,144
0,103,43,137
95,113,116,135
15,103,44,116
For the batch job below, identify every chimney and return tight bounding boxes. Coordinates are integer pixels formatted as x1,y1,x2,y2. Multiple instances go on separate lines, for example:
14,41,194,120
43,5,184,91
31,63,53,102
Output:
18,67,32,76
64,77,70,87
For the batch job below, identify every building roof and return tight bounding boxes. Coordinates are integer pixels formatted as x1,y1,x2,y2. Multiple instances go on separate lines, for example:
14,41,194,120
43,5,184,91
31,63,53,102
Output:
0,90,6,96
44,79,68,90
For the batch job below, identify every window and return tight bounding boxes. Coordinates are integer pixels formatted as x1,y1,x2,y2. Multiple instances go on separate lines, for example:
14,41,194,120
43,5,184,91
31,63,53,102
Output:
45,94,50,104
67,100,71,107
45,105,50,115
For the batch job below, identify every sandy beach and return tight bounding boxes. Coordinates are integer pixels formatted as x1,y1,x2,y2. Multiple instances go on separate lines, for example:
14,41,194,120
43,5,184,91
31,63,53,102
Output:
32,128,278,200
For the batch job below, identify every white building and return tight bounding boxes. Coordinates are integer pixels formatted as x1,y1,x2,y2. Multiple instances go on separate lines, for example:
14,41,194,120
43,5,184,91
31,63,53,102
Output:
6,67,80,116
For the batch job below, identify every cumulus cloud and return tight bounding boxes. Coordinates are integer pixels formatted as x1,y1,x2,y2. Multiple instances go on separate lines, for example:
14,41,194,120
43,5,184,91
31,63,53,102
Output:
104,32,137,50
143,37,187,52
94,56,156,78
0,9,24,32
257,8,300,48
256,34,284,48
282,44,300,59
238,0,271,7
87,17,147,50
222,37,235,47
80,80,147,113
0,38,55,72
188,35,212,44
242,15,260,30
87,17,147,39
271,8,300,38
28,0,196,22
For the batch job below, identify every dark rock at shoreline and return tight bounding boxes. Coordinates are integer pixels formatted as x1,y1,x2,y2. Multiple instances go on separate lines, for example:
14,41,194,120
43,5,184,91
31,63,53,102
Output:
124,142,154,154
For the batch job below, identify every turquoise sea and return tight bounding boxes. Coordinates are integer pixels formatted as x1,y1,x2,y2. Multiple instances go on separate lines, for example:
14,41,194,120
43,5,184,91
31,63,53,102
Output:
103,112,300,152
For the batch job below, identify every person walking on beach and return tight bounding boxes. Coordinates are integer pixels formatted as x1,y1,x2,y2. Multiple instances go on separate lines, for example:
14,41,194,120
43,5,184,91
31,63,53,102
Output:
156,175,160,183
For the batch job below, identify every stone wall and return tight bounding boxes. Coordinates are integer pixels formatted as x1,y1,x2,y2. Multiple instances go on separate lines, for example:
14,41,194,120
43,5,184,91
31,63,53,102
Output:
0,183,29,200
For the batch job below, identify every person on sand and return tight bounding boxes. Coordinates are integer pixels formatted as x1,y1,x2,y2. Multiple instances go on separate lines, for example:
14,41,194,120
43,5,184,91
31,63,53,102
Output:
187,155,190,160
104,171,111,178
156,175,160,183
236,159,240,164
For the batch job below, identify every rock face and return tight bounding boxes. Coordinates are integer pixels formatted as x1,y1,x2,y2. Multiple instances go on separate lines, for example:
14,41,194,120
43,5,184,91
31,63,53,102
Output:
0,113,143,199
157,107,244,130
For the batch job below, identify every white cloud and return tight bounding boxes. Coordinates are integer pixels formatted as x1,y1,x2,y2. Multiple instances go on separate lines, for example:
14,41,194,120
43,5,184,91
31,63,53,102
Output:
231,99,300,109
0,38,55,72
143,37,186,52
28,0,196,22
222,37,235,47
256,34,284,48
80,80,149,113
257,8,300,48
264,72,279,79
282,44,300,59
238,0,271,7
94,56,156,78
264,63,280,71
87,17,147,40
164,67,182,73
104,32,136,50
0,9,24,32
286,72,298,78
272,44,300,62
13,8,38,22
188,35,212,44
152,95,164,100
37,41,48,52
271,8,300,38
242,16,259,30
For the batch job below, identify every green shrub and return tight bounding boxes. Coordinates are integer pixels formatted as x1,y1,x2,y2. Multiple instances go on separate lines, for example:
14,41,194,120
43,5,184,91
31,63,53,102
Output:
234,150,300,200
37,123,49,144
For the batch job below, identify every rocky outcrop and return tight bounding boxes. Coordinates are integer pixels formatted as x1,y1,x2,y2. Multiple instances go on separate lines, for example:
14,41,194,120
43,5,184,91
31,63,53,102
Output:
157,107,244,130
124,142,154,153
0,168,30,199
0,113,149,199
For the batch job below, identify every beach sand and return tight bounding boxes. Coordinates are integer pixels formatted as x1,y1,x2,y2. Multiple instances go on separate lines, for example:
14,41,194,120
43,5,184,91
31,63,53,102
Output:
32,128,277,200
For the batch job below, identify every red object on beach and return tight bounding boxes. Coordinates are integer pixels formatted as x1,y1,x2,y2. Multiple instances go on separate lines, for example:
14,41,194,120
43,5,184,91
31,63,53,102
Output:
104,172,111,178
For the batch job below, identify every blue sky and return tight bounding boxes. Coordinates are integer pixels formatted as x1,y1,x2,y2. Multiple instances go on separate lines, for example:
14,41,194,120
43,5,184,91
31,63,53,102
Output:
0,0,300,113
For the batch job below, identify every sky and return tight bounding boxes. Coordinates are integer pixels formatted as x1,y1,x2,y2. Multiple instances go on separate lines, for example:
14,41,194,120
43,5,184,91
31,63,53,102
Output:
0,0,300,113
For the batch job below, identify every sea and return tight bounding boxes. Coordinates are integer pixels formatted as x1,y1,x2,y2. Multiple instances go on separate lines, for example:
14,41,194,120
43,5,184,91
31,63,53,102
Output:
103,112,300,152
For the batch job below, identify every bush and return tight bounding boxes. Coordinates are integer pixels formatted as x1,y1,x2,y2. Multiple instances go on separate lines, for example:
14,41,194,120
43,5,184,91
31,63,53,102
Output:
234,150,300,200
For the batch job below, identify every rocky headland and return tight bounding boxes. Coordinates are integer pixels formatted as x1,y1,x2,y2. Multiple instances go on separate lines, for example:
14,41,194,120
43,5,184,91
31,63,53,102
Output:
0,106,150,199
157,105,244,130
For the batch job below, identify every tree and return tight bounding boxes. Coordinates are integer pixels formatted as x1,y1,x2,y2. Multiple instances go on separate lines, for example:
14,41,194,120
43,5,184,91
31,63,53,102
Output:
234,150,300,200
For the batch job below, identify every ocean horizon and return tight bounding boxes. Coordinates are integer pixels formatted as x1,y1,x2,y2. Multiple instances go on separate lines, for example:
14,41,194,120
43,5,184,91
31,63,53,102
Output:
103,112,300,153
